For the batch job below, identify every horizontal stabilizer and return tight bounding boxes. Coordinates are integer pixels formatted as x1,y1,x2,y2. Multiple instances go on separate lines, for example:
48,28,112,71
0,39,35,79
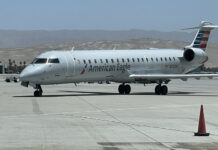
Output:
184,21,218,51
182,21,218,30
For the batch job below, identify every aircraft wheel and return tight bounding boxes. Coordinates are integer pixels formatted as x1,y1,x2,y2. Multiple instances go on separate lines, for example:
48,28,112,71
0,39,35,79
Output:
155,85,161,95
124,84,131,94
34,90,42,97
161,85,168,95
118,84,125,94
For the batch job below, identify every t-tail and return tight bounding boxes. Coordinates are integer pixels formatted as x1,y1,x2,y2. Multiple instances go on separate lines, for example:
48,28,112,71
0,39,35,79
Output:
184,21,218,51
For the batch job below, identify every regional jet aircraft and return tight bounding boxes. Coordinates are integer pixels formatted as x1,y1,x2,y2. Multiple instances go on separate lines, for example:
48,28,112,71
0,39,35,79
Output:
20,21,218,97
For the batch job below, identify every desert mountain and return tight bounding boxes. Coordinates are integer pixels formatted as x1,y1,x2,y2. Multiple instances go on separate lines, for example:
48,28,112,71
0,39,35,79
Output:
0,29,218,48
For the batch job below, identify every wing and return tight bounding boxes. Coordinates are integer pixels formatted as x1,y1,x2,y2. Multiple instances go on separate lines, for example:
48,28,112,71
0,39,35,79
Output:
129,73,218,81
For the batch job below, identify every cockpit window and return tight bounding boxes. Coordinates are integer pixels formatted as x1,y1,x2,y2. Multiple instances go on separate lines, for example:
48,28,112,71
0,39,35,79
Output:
48,58,60,63
31,58,47,64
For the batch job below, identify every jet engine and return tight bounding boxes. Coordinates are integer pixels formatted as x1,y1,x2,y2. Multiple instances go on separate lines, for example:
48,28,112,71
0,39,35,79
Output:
183,49,195,61
183,48,208,63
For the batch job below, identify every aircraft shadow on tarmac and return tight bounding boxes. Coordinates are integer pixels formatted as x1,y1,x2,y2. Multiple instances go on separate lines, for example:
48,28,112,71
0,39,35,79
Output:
13,90,218,97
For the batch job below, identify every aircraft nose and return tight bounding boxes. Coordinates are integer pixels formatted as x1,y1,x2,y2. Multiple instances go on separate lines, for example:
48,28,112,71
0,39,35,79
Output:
19,66,43,82
19,69,31,81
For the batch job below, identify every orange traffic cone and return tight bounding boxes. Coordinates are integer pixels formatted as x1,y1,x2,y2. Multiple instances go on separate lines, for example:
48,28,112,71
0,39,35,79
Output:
194,105,210,136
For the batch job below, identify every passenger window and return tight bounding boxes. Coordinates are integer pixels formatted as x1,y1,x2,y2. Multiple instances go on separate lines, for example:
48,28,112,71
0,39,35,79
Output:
111,59,114,63
173,57,176,61
151,58,153,61
122,58,125,63
141,58,144,62
132,58,135,62
100,59,103,63
88,60,91,64
156,58,158,62
117,59,119,63
146,58,148,62
127,58,130,62
83,60,86,64
137,58,140,62
165,58,167,61
105,59,108,63
32,58,47,64
169,57,171,61
161,58,163,61
94,59,97,63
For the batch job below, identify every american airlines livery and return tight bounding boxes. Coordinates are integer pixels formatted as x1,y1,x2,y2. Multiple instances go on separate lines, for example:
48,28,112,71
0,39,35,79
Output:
20,21,218,97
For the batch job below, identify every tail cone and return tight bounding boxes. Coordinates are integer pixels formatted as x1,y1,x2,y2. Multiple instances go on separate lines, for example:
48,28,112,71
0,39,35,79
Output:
194,105,210,136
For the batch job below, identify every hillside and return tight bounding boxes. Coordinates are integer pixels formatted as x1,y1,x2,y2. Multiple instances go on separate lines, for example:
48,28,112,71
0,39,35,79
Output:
0,29,218,48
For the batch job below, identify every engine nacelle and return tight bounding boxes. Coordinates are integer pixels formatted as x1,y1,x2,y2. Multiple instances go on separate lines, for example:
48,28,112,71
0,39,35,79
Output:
183,49,195,61
183,48,208,63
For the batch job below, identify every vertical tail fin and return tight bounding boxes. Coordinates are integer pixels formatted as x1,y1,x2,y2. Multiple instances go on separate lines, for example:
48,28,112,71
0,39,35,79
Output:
184,21,218,51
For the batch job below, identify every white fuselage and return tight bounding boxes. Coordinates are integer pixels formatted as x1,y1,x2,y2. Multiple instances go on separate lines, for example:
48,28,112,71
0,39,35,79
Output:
18,21,218,97
19,48,207,85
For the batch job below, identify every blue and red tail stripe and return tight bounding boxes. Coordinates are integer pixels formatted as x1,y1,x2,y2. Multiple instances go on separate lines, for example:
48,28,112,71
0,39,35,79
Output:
199,44,207,48
193,30,210,49
193,44,207,48
194,41,201,45
204,31,210,34
201,37,208,41
199,30,210,34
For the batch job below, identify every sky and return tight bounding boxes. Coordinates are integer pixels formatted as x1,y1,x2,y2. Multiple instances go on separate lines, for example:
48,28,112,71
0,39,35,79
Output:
0,0,218,31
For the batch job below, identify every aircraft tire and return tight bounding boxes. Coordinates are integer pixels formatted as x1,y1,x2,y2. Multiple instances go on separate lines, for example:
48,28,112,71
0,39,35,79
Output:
118,84,125,94
34,90,42,97
161,85,168,95
155,85,161,95
124,84,131,94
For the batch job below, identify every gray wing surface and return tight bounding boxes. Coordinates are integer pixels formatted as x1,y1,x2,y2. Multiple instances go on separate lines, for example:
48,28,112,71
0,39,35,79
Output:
129,74,218,80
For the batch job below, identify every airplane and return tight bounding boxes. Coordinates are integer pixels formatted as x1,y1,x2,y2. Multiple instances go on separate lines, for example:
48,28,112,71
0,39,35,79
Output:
19,21,218,97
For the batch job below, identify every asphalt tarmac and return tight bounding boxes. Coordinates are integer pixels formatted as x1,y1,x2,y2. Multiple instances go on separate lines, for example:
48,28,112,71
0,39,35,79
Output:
0,78,218,150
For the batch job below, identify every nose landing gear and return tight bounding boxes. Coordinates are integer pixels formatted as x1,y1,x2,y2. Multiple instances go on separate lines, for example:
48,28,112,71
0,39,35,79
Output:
155,84,168,95
118,84,131,94
34,85,43,97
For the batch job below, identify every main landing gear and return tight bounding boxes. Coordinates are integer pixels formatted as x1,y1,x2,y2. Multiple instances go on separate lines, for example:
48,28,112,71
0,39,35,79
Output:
118,83,168,95
34,85,43,97
118,84,131,94
155,84,168,95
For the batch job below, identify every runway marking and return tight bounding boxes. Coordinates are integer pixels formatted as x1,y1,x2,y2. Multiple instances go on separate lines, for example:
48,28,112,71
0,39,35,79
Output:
0,109,218,136
31,99,43,114
0,103,218,138
1,103,218,118
75,96,173,149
